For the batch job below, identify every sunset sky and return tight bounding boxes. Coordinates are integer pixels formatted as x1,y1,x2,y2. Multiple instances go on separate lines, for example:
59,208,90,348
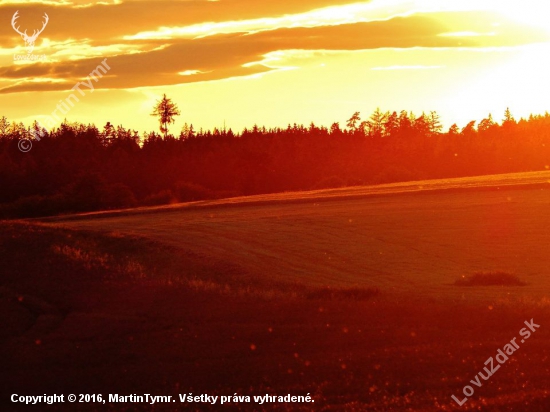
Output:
2,0,550,134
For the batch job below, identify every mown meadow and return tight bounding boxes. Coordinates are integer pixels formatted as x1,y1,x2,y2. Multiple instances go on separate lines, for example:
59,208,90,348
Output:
2,173,550,411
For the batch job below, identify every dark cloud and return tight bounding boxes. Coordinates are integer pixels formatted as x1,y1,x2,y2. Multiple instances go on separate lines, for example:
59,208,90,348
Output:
0,15,464,93
1,9,548,94
0,0,350,46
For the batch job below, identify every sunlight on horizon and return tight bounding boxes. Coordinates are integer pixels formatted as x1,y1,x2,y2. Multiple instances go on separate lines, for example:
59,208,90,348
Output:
2,0,550,132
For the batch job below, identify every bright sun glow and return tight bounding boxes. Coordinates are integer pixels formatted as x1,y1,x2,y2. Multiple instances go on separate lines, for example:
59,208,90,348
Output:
494,1,550,31
3,0,550,132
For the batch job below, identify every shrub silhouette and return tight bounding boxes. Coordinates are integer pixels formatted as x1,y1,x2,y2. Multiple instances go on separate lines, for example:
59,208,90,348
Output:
455,271,526,286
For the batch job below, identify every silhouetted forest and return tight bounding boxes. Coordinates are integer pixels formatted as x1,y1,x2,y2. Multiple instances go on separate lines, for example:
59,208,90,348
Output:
1,108,550,218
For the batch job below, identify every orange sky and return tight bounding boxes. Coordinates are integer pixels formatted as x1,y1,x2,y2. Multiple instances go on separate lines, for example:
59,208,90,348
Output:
2,0,550,134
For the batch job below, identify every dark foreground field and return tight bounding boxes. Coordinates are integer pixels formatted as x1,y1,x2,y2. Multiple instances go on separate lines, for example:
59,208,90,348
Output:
2,173,550,411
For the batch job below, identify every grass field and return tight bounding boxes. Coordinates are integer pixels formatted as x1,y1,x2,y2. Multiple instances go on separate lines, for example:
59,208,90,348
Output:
47,170,550,303
2,171,550,411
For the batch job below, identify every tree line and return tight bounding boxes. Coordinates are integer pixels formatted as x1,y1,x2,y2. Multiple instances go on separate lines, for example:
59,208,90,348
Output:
1,107,550,218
